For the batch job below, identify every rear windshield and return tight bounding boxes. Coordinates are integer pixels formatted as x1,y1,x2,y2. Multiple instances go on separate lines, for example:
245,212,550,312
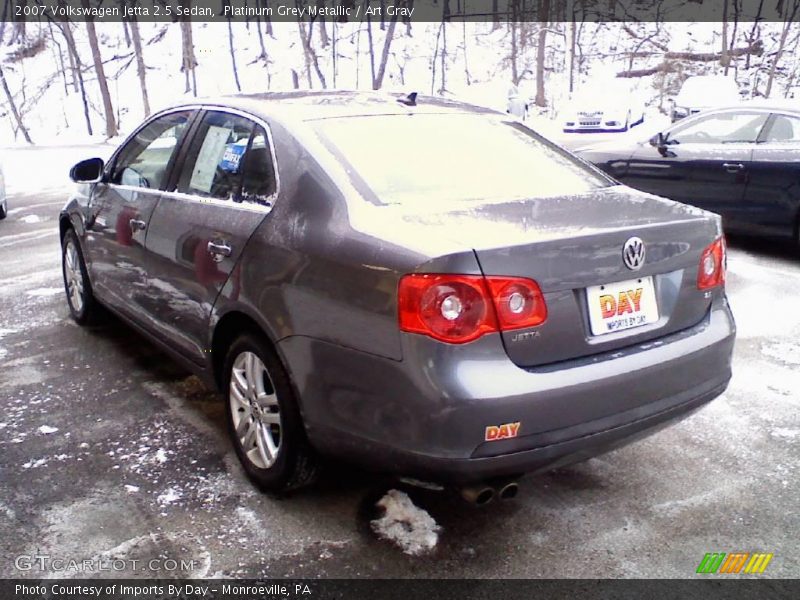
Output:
313,113,611,206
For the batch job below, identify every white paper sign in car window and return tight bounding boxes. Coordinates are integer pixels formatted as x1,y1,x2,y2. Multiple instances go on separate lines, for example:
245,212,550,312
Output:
189,125,232,194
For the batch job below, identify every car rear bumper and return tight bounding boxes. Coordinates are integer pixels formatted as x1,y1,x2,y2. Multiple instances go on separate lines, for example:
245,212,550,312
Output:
280,296,735,484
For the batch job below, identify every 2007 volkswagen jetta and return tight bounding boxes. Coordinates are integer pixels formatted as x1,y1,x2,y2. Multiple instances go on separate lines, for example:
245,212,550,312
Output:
60,92,735,501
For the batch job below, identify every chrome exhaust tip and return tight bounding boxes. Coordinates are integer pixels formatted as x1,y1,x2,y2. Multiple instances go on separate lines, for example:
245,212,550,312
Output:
498,481,519,500
460,484,495,506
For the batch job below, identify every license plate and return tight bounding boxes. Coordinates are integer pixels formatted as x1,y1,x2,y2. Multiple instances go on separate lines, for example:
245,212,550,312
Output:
586,276,659,336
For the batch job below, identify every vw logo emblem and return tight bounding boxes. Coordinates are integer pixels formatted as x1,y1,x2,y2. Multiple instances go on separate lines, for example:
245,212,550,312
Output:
622,237,646,270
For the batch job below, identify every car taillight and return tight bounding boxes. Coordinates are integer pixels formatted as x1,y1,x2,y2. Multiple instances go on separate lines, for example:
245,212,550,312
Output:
697,237,726,290
484,276,547,330
398,274,547,344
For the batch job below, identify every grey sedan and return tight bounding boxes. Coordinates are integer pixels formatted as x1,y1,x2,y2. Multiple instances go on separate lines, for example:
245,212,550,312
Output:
60,92,735,503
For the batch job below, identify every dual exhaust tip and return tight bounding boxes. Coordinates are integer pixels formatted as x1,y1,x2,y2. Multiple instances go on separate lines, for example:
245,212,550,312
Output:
460,479,519,506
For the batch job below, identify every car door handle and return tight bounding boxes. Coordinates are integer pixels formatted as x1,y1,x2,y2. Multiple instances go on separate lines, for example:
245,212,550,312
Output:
129,218,146,231
207,241,232,257
722,162,745,172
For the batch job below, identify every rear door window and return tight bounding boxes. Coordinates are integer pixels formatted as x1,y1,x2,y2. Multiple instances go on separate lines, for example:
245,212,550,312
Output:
764,114,800,143
111,110,193,189
669,111,768,144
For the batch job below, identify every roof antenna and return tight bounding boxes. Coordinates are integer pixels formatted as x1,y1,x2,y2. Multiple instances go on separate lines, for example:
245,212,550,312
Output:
397,92,417,107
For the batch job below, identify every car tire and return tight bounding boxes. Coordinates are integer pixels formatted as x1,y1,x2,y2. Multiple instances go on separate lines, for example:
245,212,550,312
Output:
0,200,7,220
61,228,98,324
223,334,318,493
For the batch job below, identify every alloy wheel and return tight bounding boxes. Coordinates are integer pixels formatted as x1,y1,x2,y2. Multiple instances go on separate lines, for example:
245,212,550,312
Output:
64,240,85,314
229,351,282,469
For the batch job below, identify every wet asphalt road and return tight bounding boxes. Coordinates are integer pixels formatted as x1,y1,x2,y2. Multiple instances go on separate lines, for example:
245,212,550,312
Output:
1,185,799,580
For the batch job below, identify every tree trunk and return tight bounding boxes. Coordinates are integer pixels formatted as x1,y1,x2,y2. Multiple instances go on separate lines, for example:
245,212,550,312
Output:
746,0,764,70
534,0,550,107
297,19,327,89
0,65,33,144
765,2,799,98
721,0,729,68
179,4,198,96
227,16,242,91
366,7,376,88
255,13,271,87
84,1,118,137
373,8,399,90
58,18,93,135
317,0,329,47
48,22,70,98
129,17,151,117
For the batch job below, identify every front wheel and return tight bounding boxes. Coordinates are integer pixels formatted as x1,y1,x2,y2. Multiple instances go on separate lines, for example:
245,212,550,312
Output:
223,334,318,493
61,228,98,324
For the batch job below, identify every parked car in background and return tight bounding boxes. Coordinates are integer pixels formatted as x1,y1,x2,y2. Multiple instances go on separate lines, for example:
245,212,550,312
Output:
0,162,7,220
561,79,646,133
575,103,800,244
60,92,734,502
670,75,740,122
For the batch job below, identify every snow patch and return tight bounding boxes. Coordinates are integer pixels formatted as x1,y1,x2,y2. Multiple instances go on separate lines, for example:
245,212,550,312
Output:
770,428,799,441
124,485,140,493
19,214,42,223
761,342,800,366
37,425,59,435
370,489,441,556
26,287,63,298
157,487,182,505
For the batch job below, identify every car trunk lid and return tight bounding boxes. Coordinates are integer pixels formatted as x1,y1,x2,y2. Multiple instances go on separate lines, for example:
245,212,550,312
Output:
401,186,722,367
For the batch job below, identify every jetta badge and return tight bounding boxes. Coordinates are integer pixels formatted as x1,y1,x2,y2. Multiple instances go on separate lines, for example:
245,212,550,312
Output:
622,237,646,270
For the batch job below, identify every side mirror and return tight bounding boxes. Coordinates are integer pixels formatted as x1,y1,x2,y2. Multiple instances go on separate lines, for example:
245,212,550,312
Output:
70,157,105,184
651,132,672,156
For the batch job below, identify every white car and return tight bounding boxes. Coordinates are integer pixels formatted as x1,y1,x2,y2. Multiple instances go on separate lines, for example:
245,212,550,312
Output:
561,80,646,133
671,75,740,121
0,163,6,220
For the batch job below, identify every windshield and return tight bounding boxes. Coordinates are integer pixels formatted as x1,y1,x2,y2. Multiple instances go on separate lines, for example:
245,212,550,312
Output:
314,114,610,206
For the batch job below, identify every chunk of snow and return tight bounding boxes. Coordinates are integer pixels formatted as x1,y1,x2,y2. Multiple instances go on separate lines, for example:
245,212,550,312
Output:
37,425,59,435
771,428,799,441
26,287,63,298
370,489,441,556
19,214,42,223
157,488,182,505
155,448,168,463
125,485,140,493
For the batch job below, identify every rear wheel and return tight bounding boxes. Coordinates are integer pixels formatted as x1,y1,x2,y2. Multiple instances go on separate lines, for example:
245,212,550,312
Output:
223,334,318,493
61,228,98,324
0,200,7,220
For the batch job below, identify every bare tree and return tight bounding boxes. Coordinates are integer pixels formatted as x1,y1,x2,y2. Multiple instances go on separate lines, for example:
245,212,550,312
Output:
373,1,402,89
0,65,33,143
83,0,118,137
297,16,327,88
765,0,800,97
55,17,93,135
129,10,151,116
535,0,550,107
180,1,198,96
226,1,242,91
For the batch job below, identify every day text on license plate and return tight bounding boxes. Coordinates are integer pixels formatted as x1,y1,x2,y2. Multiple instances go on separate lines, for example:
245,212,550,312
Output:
586,276,659,336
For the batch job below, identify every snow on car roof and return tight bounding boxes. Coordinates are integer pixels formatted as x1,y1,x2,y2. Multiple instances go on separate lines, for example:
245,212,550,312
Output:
185,91,502,123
